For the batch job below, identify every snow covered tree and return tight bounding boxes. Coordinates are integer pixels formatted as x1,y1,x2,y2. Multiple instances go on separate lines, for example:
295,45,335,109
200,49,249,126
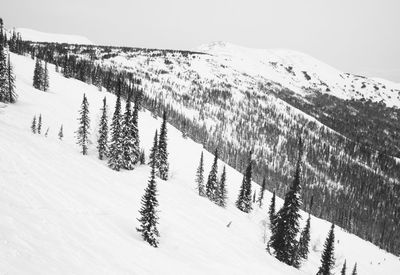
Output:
0,41,7,102
121,94,137,170
31,115,37,134
268,190,276,230
33,58,43,90
317,224,336,275
351,263,357,275
108,90,123,170
158,110,169,180
131,92,140,164
269,137,303,266
97,97,108,160
42,61,49,91
139,149,146,165
341,260,347,275
216,165,228,207
75,94,90,155
37,114,42,134
205,148,219,202
195,151,205,196
58,124,64,140
6,54,17,103
297,214,311,262
257,176,267,207
148,130,159,170
236,151,253,213
136,162,160,248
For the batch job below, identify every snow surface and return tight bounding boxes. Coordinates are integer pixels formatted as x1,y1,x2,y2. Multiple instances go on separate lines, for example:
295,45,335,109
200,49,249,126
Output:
16,28,93,45
0,53,399,274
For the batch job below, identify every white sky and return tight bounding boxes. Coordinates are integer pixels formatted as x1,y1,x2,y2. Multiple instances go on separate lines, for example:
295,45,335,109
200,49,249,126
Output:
3,0,400,81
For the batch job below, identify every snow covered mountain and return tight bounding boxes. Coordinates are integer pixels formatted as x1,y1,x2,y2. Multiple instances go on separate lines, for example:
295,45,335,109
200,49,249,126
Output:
1,51,399,275
15,28,92,45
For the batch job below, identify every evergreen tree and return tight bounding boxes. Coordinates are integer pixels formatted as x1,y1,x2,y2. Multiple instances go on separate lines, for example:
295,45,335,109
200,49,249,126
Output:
269,137,303,266
97,97,109,160
33,58,43,90
297,214,311,262
45,127,49,137
236,151,253,213
351,263,357,275
257,176,267,207
136,162,160,247
195,151,205,196
139,149,146,164
108,90,123,170
148,130,159,169
31,115,37,134
42,61,49,91
58,124,64,140
341,260,347,275
268,191,276,230
121,94,136,169
37,114,42,134
0,41,7,102
131,92,140,164
205,148,219,202
158,110,169,180
6,54,17,103
216,166,228,207
317,224,336,275
75,94,90,155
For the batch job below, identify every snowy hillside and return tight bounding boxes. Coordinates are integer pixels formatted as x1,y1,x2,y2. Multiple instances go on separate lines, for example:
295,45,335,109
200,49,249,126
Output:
1,52,399,274
15,28,92,45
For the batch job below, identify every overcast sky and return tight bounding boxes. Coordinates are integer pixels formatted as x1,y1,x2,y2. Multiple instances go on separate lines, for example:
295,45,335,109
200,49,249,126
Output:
3,0,400,81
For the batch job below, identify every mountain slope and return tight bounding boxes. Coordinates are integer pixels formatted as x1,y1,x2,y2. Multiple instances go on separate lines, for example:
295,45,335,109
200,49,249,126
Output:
1,52,399,274
15,28,92,45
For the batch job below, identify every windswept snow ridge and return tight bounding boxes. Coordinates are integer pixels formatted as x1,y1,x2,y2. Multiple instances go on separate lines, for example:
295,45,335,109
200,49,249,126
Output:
16,28,93,45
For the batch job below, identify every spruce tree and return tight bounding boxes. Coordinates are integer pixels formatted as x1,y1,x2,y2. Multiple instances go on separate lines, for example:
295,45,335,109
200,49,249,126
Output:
108,91,123,170
0,42,7,102
58,124,64,140
139,149,146,165
33,58,43,90
158,110,169,180
121,94,136,169
136,162,160,247
205,148,219,202
298,214,311,262
97,97,108,160
341,260,347,275
6,54,17,103
148,130,159,170
268,191,276,230
216,166,228,207
37,114,42,134
42,61,49,91
257,176,267,207
131,92,140,164
236,151,253,213
317,224,336,275
75,94,90,155
195,151,205,196
31,115,37,134
351,263,357,275
269,137,303,266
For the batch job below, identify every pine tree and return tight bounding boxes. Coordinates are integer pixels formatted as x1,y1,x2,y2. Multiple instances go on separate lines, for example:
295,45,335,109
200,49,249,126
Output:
136,162,160,247
31,115,37,134
33,58,43,90
269,137,303,266
97,97,108,160
131,92,140,164
317,224,336,275
297,214,311,262
205,148,219,202
6,54,17,103
158,110,169,180
268,191,276,230
42,61,49,91
236,151,253,213
121,94,136,170
37,114,42,134
195,151,205,196
148,130,159,169
216,166,228,207
45,127,49,137
351,263,357,275
341,260,347,275
108,90,123,170
257,176,267,207
75,94,90,155
0,42,7,102
139,149,146,164
58,124,64,140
